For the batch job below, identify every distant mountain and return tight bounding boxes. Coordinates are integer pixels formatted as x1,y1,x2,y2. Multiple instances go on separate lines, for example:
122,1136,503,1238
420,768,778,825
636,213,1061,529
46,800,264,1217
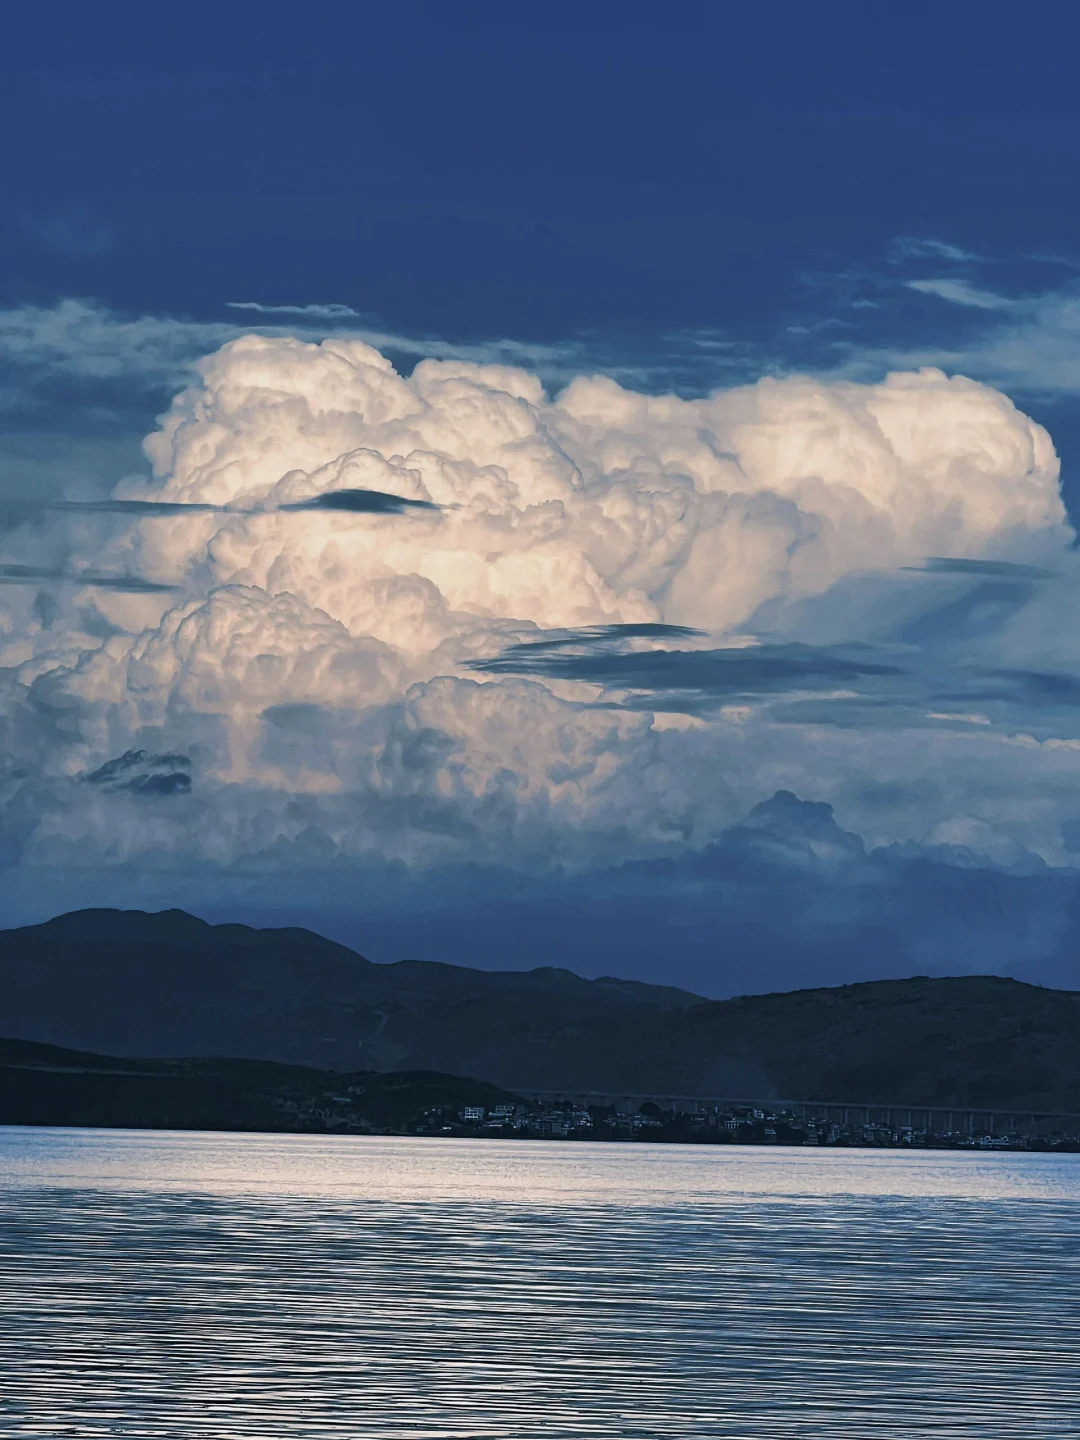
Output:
0,907,699,1072
2,908,1079,1111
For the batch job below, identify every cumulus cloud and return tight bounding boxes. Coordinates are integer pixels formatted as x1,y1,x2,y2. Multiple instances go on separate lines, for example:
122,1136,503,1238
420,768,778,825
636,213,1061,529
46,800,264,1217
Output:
2,326,1080,959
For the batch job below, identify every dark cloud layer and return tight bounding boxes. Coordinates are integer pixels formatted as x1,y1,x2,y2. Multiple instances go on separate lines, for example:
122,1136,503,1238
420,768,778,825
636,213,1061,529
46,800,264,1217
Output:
51,499,218,516
496,623,707,653
471,626,1080,739
83,749,192,796
471,634,906,707
0,488,440,524
905,556,1059,581
938,668,1080,709
280,488,440,515
0,563,177,593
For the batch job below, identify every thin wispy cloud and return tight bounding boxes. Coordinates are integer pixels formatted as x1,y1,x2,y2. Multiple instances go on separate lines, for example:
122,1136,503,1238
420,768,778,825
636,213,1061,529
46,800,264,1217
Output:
836,291,1080,399
797,243,1080,402
0,299,611,402
0,299,238,389
906,278,1015,311
888,237,980,263
226,302,361,319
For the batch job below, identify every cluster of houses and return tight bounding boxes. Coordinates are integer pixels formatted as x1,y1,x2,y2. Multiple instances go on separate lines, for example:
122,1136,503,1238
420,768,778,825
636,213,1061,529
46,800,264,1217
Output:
273,1080,1079,1150
412,1100,1079,1150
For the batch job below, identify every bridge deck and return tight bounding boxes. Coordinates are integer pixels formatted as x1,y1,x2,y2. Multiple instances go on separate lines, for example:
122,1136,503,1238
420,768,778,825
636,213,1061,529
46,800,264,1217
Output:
515,1088,1079,1132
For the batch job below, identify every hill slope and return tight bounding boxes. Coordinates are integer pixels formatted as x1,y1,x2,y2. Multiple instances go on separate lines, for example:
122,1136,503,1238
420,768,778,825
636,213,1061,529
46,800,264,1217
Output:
2,910,1079,1110
0,1036,517,1133
594,976,1080,1111
0,908,699,1072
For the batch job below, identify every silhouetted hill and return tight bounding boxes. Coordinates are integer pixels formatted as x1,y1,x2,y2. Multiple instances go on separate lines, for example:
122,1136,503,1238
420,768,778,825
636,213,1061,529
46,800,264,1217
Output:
0,907,699,1071
0,1036,517,1133
2,909,1079,1110
605,975,1080,1111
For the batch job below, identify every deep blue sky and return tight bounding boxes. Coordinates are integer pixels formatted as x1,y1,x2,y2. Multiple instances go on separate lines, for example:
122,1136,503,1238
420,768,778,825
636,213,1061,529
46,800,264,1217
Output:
3,3,1079,340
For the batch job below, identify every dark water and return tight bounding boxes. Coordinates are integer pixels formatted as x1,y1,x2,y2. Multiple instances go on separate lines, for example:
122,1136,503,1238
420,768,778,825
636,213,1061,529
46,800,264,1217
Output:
0,1130,1078,1438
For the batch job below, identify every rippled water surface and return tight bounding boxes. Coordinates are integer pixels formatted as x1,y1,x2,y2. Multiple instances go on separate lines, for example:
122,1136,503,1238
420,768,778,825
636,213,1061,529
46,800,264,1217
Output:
1,1129,1078,1438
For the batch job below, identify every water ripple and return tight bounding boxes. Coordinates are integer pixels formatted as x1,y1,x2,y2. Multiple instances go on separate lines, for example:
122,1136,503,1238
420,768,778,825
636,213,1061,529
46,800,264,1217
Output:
0,1130,1077,1438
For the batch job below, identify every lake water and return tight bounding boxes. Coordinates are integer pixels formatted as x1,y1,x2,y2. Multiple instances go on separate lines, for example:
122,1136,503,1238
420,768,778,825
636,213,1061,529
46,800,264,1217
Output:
1,1129,1078,1438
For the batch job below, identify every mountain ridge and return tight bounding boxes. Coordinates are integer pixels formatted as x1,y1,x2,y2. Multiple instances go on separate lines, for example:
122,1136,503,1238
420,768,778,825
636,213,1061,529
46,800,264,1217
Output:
2,908,1079,1110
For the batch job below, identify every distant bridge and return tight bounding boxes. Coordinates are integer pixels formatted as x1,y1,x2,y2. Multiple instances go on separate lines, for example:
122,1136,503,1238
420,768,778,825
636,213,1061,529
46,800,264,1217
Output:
515,1088,1080,1135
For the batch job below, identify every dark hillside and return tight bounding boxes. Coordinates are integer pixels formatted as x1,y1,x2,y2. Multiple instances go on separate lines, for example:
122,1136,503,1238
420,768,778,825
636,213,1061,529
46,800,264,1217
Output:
0,1036,517,1133
595,975,1080,1111
2,910,1078,1110
0,908,698,1070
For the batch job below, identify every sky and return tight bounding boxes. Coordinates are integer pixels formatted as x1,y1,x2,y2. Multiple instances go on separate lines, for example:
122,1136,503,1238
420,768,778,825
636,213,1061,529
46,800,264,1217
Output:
4,3,1080,995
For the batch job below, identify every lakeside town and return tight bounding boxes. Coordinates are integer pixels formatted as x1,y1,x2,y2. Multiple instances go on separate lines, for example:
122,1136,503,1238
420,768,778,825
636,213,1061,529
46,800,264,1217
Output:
4,1033,1077,1150
294,1091,1080,1152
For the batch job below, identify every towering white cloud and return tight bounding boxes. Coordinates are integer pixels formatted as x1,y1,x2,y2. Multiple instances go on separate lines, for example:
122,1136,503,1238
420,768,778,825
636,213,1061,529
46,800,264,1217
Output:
0,331,1075,883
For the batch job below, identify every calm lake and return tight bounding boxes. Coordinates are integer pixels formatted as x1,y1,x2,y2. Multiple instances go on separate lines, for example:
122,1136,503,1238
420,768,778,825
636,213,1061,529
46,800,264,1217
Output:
1,1128,1078,1438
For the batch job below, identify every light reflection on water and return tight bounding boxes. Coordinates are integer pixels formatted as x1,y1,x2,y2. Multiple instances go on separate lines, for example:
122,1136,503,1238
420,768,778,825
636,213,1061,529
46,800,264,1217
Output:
1,1128,1078,1438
